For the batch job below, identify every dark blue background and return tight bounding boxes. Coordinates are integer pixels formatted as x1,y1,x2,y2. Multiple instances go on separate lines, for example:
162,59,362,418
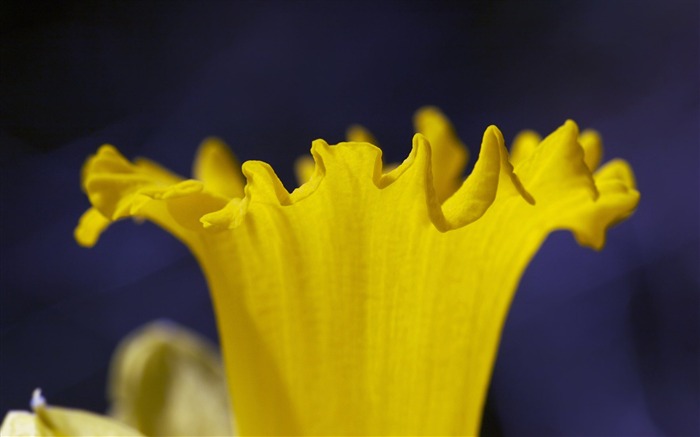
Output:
1,1,698,435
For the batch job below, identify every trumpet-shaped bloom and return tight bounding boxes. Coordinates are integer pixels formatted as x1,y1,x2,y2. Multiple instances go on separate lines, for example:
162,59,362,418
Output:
22,108,636,436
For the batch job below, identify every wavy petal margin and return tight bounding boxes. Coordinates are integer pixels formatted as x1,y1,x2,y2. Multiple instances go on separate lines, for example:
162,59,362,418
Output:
75,112,638,435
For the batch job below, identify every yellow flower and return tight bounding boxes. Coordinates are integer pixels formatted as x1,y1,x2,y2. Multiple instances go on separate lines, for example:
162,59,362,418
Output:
1,108,639,436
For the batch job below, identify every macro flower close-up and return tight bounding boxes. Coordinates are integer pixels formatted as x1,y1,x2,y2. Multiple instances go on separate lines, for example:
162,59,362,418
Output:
4,108,639,435
1,1,697,436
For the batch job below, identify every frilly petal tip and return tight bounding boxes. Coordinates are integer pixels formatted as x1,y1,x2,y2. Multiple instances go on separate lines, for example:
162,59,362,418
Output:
96,143,120,156
201,198,246,231
414,105,444,122
197,136,229,151
74,208,111,248
77,115,639,255
483,124,505,146
568,185,639,251
193,136,237,169
74,226,99,248
411,132,432,151
595,158,637,189
241,160,292,205
573,230,607,251
563,119,580,134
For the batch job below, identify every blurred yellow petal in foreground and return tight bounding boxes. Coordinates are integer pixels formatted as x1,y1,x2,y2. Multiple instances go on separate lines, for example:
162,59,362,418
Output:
108,321,234,436
73,108,638,435
0,321,233,437
0,390,143,437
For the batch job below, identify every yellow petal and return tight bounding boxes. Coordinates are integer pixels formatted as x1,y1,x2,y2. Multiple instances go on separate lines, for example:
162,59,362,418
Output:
346,124,378,144
293,155,315,186
509,130,540,166
510,127,603,173
595,157,636,189
439,126,532,230
513,120,598,202
192,137,245,199
1,411,37,436
413,106,469,202
1,392,143,437
74,207,110,248
78,145,229,252
108,321,234,437
78,112,639,436
345,112,465,191
579,129,604,172
34,406,144,437
344,127,396,175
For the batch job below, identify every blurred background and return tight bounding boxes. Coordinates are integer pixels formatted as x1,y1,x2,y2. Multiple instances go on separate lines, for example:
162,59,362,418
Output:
1,1,697,435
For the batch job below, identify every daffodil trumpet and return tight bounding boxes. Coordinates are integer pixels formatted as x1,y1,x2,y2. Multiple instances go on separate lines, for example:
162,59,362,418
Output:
2,108,638,436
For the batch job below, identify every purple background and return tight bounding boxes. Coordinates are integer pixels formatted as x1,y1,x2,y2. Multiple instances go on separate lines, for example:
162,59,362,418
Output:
1,1,698,435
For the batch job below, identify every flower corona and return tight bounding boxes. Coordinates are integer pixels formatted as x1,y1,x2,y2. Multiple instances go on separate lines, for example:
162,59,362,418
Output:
1,108,639,436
